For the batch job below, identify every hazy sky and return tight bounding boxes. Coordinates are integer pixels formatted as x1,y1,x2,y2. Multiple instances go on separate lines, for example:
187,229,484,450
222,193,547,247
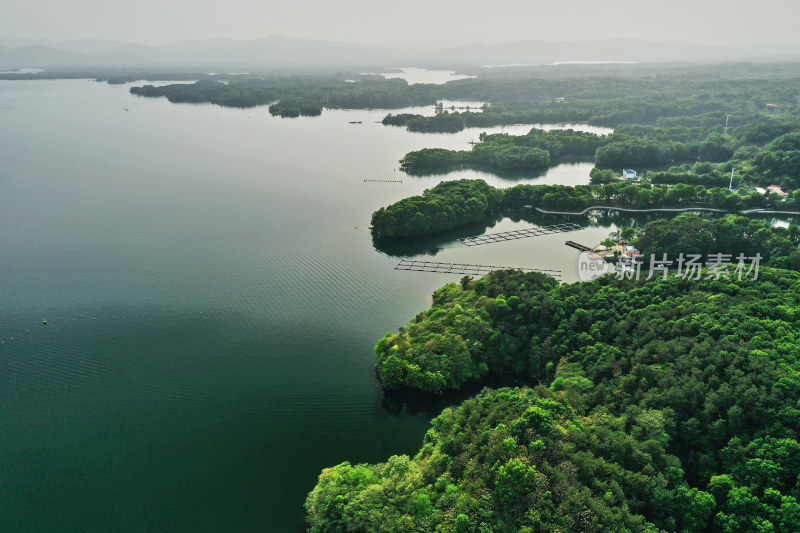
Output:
3,0,799,46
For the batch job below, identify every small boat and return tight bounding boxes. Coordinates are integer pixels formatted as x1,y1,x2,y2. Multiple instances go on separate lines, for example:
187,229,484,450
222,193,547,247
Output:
42,319,47,325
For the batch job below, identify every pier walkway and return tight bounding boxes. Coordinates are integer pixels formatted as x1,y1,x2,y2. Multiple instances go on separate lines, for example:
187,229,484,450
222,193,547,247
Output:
395,260,562,280
457,223,580,247
565,240,593,252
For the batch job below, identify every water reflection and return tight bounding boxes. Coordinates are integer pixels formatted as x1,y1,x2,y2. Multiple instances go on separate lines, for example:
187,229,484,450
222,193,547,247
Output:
401,164,549,181
382,373,537,418
371,209,704,258
372,216,504,258
373,67,476,85
401,156,594,182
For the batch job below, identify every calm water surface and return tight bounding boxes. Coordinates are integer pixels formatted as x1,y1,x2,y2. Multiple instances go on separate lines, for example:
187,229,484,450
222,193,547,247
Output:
366,67,476,84
1,79,617,531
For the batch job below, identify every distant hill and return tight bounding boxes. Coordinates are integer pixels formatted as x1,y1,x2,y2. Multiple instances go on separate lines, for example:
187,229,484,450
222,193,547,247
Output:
430,39,797,65
0,35,797,70
0,44,90,68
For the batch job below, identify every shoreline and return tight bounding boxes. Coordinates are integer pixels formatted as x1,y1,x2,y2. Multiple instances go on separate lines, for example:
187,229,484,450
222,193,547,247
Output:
535,206,800,217
534,206,728,215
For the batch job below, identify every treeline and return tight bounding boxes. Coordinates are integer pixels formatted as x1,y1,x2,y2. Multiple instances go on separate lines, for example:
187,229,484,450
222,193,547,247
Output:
131,80,280,109
399,128,608,172
502,181,771,212
649,169,732,188
751,133,800,188
309,269,800,531
382,113,424,126
397,148,471,169
374,262,800,393
398,118,800,183
126,66,800,128
382,111,470,133
384,78,800,185
382,93,799,134
470,142,551,171
398,128,737,172
379,70,800,133
477,128,609,161
629,132,800,190
382,105,594,133
370,178,798,238
595,126,800,175
307,387,685,532
633,213,800,269
130,76,440,115
370,180,504,238
594,132,738,168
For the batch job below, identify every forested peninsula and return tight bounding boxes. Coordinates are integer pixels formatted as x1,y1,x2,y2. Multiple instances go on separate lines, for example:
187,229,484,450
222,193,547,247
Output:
308,269,800,532
399,128,608,173
369,179,798,239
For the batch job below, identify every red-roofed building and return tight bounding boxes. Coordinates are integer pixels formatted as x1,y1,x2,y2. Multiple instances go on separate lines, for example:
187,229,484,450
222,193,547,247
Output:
768,185,789,197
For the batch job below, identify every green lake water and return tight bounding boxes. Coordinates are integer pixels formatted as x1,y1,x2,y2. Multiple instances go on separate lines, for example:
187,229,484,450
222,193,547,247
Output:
1,78,622,531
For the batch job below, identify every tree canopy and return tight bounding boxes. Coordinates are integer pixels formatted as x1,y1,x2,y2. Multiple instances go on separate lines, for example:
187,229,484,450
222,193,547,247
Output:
309,269,800,532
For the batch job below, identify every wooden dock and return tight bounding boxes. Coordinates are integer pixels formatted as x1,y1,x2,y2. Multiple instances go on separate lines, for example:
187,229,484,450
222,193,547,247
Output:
457,223,581,246
395,260,562,280
565,240,593,252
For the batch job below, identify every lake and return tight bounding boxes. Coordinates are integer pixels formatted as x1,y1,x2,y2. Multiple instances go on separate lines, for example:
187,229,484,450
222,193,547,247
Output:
364,67,475,85
1,78,622,531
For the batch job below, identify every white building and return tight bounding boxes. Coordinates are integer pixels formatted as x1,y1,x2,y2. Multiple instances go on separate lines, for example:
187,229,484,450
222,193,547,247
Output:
622,169,637,181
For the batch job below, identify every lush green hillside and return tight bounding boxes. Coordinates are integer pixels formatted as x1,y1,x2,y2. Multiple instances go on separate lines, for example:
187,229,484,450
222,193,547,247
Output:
374,266,800,393
632,213,800,269
307,387,684,532
308,269,800,532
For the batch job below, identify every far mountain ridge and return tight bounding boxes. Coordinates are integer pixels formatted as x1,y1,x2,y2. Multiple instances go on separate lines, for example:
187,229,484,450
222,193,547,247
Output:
0,36,797,70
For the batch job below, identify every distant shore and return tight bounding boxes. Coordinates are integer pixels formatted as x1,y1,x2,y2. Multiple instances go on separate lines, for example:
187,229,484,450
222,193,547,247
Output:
534,206,800,216
534,206,727,215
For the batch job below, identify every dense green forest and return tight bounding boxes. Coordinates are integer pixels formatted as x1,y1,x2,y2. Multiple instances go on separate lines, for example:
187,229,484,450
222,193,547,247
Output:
370,179,798,238
124,64,800,128
130,76,440,115
397,121,800,190
383,111,473,133
308,269,800,531
374,70,800,187
379,69,800,133
625,213,800,274
398,129,608,172
371,179,505,238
